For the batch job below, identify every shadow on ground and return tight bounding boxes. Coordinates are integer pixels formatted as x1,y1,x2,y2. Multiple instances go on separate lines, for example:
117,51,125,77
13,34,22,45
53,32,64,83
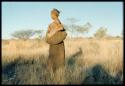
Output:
2,56,48,84
82,64,123,84
2,54,123,84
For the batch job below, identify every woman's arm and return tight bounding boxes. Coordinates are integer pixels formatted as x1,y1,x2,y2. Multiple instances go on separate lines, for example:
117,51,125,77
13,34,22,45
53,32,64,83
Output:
45,25,50,42
55,19,64,30
57,23,64,30
47,25,51,33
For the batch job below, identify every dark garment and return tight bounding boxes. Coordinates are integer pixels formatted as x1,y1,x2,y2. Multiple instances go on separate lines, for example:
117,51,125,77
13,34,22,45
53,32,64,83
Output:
46,30,67,71
48,41,65,71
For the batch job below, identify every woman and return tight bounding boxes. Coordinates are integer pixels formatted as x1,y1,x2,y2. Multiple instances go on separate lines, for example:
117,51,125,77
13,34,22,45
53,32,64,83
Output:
46,8,67,72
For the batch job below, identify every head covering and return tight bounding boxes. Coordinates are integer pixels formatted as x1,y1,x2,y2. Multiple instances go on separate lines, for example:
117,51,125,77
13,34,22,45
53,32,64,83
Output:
51,8,60,16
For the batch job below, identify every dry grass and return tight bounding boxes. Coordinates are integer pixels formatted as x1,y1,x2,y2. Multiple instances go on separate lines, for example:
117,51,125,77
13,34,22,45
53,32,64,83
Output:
2,38,123,85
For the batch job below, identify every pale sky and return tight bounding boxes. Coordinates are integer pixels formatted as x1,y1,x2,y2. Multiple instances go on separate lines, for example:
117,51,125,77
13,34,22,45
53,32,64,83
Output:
2,2,123,39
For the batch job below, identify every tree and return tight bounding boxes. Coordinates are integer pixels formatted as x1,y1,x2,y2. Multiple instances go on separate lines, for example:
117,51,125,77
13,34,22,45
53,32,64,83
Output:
66,17,79,37
115,35,121,39
11,30,34,40
76,22,92,37
65,17,92,38
83,22,92,33
67,17,79,24
94,27,107,38
34,30,43,40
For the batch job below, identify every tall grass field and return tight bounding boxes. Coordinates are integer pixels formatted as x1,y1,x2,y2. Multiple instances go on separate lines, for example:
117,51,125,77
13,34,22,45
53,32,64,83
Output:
2,38,123,84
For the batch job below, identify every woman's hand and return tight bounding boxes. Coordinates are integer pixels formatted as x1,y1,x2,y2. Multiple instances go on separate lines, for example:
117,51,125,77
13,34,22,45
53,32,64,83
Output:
55,19,64,30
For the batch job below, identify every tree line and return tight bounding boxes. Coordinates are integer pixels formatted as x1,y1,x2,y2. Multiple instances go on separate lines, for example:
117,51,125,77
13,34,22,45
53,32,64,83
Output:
11,18,122,40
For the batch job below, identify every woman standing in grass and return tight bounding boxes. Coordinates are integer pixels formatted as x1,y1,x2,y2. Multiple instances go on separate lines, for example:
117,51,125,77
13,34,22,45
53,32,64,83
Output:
46,8,67,72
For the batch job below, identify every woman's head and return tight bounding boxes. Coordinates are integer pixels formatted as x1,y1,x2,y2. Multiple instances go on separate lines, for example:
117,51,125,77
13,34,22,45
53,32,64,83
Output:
51,8,60,20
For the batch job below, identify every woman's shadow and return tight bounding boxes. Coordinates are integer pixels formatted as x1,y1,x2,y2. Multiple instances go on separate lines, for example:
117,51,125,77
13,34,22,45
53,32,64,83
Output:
82,64,123,84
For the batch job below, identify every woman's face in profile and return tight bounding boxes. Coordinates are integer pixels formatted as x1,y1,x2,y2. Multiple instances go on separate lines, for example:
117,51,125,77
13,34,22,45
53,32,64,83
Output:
51,12,58,20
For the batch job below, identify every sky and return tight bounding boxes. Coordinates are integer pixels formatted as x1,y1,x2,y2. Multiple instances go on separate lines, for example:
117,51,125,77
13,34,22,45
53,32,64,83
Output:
2,2,123,39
